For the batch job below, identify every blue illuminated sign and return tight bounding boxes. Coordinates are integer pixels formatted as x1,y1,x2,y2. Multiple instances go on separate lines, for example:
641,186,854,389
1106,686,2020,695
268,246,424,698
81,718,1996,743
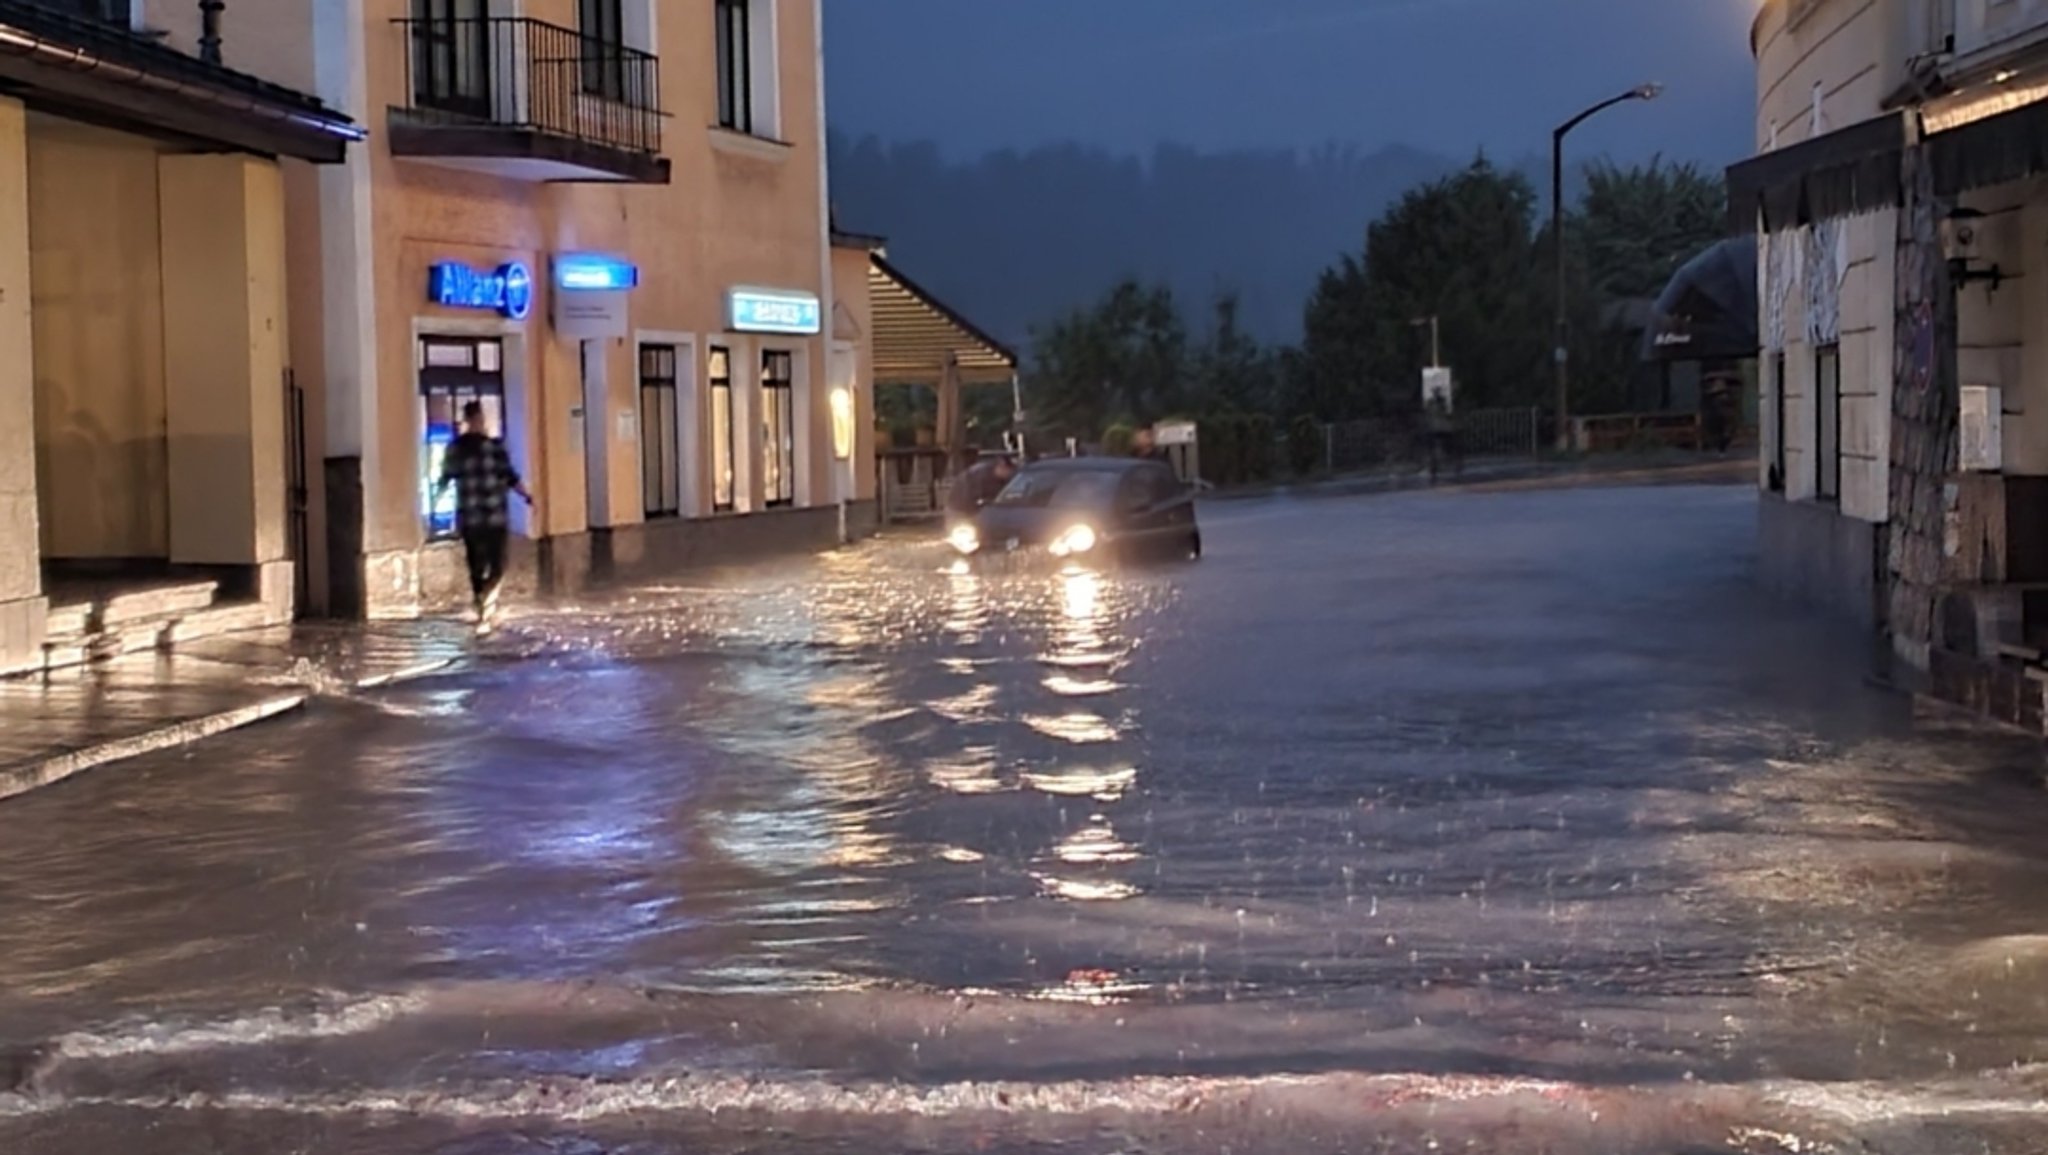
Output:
554,253,640,292
729,288,822,335
429,261,533,321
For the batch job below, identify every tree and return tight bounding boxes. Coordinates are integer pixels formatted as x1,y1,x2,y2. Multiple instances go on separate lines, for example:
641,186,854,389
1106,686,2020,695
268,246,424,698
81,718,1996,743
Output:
1296,159,1549,419
1557,159,1729,412
1025,279,1188,441
1191,292,1277,416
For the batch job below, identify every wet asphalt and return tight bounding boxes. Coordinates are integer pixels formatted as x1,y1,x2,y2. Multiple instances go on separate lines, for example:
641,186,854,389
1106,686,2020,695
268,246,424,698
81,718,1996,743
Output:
5,481,2048,1154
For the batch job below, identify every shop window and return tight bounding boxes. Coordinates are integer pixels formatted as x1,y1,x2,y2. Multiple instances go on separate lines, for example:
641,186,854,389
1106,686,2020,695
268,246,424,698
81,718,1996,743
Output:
710,346,736,512
418,337,506,541
762,350,796,508
580,0,626,100
640,344,680,519
1768,351,1786,493
1815,345,1841,503
716,0,755,133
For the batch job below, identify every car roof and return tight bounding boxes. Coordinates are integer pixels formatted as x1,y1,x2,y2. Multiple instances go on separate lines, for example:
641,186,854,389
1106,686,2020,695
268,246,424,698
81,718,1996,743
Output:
1018,457,1158,475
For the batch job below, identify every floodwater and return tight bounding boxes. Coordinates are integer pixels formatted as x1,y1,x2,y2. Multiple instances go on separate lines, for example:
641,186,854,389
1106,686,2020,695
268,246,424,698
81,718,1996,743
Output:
6,484,2048,1154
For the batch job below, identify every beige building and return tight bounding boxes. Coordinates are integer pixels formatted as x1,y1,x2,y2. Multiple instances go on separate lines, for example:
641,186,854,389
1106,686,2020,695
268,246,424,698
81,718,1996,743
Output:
1734,0,2048,722
0,2,361,675
0,0,1020,676
289,0,876,617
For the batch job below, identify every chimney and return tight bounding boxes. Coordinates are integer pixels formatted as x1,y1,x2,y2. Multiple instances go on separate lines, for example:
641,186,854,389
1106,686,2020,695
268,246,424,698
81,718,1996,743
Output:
198,0,224,65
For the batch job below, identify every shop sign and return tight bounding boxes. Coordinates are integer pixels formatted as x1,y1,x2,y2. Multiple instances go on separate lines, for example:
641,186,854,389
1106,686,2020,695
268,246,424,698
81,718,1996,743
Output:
555,253,640,292
429,261,533,321
729,287,821,335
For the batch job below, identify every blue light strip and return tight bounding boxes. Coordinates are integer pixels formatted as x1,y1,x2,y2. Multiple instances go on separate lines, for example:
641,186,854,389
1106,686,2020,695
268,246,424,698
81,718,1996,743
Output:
555,253,640,292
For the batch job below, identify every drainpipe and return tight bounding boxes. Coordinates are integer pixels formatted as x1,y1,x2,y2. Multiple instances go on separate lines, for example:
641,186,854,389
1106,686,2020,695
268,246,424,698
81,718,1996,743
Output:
198,0,224,65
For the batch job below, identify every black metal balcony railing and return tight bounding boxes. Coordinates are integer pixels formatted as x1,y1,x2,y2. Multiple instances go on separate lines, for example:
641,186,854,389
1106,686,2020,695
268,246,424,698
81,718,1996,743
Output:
37,0,131,24
393,15,662,158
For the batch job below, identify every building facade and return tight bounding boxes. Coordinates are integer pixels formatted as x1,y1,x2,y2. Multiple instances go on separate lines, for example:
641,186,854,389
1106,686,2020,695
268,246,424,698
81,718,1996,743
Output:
0,1,361,675
286,0,872,618
1736,0,2048,725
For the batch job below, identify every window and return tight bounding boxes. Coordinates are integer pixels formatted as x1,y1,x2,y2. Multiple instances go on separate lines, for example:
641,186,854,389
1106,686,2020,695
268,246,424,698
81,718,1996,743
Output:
639,345,680,519
417,337,506,541
761,350,796,508
580,0,626,100
1769,351,1786,493
411,0,491,118
55,0,130,24
715,0,753,133
1815,345,1841,502
710,347,736,513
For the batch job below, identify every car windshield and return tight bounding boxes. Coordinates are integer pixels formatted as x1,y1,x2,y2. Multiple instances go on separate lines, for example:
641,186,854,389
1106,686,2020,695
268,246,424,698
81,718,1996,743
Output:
991,469,1123,510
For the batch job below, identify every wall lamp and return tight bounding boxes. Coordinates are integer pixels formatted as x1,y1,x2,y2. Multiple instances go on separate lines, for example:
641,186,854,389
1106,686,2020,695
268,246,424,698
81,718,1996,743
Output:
1941,207,2005,291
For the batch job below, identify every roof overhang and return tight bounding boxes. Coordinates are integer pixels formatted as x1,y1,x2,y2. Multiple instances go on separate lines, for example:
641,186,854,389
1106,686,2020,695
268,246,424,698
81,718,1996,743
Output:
1725,112,1909,235
0,2,361,163
1917,47,2048,197
868,254,1018,385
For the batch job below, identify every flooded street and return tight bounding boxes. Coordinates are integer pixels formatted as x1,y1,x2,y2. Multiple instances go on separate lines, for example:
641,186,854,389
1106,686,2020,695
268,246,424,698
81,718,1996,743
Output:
6,483,2048,1153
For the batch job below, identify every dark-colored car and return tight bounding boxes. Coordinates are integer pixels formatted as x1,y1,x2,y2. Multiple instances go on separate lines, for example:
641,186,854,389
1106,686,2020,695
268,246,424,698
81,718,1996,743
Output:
948,457,1201,565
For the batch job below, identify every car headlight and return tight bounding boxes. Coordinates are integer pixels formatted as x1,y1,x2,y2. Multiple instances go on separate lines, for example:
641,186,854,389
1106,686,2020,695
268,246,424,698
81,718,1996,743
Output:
1050,523,1097,557
948,524,980,554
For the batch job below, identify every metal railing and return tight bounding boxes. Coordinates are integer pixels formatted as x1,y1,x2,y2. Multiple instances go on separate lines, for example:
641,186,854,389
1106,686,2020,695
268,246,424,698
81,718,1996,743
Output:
37,0,131,23
1319,407,1542,475
392,15,663,157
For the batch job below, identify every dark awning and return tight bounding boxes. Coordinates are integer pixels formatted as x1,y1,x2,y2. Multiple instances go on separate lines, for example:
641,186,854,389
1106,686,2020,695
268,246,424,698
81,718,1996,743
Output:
0,1,361,163
1641,237,1759,363
1725,112,1907,235
1927,96,2048,197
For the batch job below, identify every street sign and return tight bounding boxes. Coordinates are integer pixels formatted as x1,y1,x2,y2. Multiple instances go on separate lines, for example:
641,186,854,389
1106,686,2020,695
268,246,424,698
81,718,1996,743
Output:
1421,367,1454,409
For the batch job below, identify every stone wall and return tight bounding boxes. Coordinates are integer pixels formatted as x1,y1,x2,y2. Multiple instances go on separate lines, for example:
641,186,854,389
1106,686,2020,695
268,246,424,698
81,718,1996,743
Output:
1887,145,1959,674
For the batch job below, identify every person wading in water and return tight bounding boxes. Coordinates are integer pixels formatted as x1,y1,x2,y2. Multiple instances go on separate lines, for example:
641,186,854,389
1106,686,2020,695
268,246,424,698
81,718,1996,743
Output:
436,401,534,634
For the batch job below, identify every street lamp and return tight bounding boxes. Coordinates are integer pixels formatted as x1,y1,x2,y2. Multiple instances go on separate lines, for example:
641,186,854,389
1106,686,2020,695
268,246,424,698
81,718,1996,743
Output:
1552,82,1663,450
1410,315,1440,368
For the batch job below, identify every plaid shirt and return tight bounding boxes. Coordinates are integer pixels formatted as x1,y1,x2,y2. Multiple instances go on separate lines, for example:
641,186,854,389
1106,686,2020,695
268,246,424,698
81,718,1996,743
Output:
440,433,521,533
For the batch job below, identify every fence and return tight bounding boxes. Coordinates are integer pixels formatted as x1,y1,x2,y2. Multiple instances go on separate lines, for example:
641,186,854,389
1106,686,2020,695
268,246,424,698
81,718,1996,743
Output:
1318,406,1542,476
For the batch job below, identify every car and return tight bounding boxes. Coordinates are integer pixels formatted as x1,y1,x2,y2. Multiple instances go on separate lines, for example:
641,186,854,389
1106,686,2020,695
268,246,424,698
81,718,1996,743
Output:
947,457,1202,566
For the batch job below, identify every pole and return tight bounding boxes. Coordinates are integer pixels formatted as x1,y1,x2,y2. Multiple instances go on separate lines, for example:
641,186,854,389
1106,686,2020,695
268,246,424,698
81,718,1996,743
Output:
1552,127,1569,453
1547,84,1663,453
1430,315,1441,369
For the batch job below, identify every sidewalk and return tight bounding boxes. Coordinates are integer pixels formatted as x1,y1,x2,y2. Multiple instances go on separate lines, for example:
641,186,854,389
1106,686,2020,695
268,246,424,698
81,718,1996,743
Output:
1207,450,1754,503
0,621,475,803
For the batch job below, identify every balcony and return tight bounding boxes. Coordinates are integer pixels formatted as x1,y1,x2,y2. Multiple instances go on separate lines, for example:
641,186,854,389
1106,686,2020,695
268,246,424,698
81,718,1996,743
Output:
389,16,667,184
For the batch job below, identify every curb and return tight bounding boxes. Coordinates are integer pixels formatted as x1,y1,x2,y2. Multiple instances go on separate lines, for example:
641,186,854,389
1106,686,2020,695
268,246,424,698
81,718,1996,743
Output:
1208,457,1752,502
0,692,307,804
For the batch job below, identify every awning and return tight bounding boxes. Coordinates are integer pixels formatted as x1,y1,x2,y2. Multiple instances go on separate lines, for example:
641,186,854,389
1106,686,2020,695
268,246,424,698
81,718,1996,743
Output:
1927,95,2048,197
868,254,1018,385
0,1,361,163
1640,237,1759,363
1725,112,1908,235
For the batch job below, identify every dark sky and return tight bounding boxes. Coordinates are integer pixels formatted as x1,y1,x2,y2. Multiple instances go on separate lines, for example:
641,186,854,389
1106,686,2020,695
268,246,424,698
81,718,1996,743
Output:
823,0,1757,164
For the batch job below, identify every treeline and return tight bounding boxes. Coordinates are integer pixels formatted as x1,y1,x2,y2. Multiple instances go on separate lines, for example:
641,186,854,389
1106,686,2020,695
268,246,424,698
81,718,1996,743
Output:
1018,157,1727,447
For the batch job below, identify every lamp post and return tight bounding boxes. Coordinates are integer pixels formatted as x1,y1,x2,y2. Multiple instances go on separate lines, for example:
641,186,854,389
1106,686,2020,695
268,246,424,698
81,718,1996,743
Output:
1411,315,1440,368
1552,83,1662,451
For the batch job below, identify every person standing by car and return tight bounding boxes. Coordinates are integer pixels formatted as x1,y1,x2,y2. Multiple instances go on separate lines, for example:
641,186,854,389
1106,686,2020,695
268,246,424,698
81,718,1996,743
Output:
946,454,1016,522
436,401,534,632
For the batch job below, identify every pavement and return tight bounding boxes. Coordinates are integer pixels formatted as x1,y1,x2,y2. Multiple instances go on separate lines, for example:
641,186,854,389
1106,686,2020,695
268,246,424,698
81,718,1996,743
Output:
0,621,475,803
